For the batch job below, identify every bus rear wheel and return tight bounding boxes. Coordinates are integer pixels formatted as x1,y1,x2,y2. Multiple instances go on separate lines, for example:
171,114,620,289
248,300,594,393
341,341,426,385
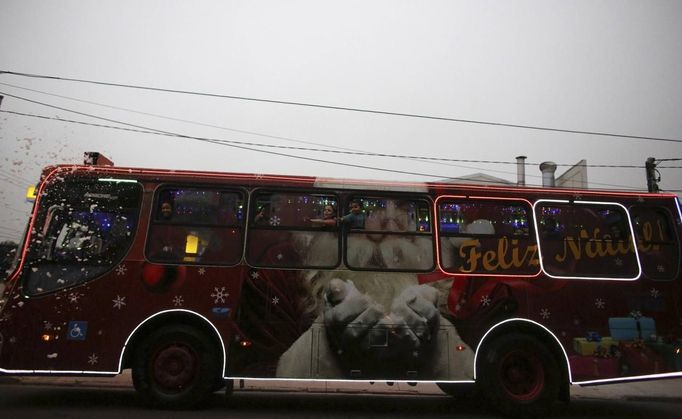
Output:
478,333,559,418
132,325,219,409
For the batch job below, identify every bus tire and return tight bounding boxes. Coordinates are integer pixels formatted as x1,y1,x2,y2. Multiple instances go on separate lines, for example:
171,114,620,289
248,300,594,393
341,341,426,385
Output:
132,325,219,409
478,333,559,418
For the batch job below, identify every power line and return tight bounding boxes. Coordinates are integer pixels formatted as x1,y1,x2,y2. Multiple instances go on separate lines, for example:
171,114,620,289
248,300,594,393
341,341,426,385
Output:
2,105,677,172
0,106,650,191
4,81,670,172
0,97,458,180
2,70,681,144
0,80,361,154
0,94,657,191
2,82,530,178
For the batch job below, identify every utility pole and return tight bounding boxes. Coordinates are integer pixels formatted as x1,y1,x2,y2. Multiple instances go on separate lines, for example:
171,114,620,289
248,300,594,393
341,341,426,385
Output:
645,157,660,193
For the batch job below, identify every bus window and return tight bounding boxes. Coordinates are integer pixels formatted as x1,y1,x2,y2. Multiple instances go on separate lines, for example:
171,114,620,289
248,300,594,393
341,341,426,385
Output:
534,202,639,279
630,206,679,280
246,191,340,269
25,179,142,295
437,199,537,275
344,197,434,271
146,188,245,265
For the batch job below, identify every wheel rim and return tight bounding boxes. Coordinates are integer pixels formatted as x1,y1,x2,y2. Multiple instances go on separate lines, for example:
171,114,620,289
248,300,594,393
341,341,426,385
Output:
151,343,198,393
498,349,545,401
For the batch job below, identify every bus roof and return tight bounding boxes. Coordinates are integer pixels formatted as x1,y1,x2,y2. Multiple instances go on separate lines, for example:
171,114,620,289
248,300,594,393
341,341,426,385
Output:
40,163,677,201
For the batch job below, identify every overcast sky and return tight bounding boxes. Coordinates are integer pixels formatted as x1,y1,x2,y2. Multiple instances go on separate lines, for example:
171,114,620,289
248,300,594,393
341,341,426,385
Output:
1,0,681,242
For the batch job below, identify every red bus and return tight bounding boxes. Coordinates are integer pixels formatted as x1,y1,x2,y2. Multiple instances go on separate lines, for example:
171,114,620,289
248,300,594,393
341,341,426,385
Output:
1,155,681,416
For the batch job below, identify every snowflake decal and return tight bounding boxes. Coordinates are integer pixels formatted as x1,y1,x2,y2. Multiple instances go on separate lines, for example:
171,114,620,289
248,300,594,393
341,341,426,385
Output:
250,271,260,280
480,295,491,307
68,292,82,304
595,298,606,309
88,354,99,366
276,253,284,260
198,267,206,276
630,310,642,320
173,295,184,307
269,216,281,226
539,308,551,320
614,258,623,267
271,296,280,305
43,321,53,331
211,287,229,304
657,265,665,273
115,264,128,276
650,288,661,299
112,295,127,309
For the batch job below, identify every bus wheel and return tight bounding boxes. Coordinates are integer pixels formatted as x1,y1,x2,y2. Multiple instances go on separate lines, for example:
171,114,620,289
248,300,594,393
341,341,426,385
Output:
478,333,559,417
132,325,219,409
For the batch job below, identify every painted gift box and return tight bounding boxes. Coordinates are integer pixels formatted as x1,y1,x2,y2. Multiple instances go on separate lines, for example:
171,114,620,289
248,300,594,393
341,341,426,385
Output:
608,317,657,342
573,337,619,356
569,355,620,380
619,342,664,375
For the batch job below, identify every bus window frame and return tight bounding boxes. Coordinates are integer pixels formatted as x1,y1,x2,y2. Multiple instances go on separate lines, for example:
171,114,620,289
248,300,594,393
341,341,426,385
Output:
245,187,342,270
533,199,642,281
628,204,681,281
145,184,247,267
342,193,436,273
435,195,539,277
23,177,144,296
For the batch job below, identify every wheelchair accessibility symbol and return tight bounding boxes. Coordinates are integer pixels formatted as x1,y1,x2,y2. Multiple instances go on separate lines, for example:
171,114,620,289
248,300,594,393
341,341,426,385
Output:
67,321,88,341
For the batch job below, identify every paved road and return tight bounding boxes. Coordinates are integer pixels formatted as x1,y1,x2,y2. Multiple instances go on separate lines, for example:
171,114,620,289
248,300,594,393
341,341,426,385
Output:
0,383,681,419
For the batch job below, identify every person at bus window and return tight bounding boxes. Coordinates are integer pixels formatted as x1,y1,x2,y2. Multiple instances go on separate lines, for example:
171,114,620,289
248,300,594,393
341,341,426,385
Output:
253,204,270,225
339,200,365,229
150,201,185,261
307,204,337,228
159,201,174,220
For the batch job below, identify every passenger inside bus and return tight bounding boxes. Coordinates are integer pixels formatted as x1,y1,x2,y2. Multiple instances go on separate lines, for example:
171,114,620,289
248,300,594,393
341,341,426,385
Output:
339,199,365,229
160,201,173,220
150,200,184,261
253,204,270,225
307,204,337,228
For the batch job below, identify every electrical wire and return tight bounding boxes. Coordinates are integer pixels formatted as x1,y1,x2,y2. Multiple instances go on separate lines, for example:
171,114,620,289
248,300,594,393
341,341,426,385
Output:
0,97,458,180
1,97,677,171
0,106,652,191
2,70,681,144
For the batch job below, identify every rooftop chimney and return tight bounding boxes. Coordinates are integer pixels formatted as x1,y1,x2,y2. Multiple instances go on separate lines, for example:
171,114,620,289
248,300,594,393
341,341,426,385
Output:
539,161,557,187
516,155,527,186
